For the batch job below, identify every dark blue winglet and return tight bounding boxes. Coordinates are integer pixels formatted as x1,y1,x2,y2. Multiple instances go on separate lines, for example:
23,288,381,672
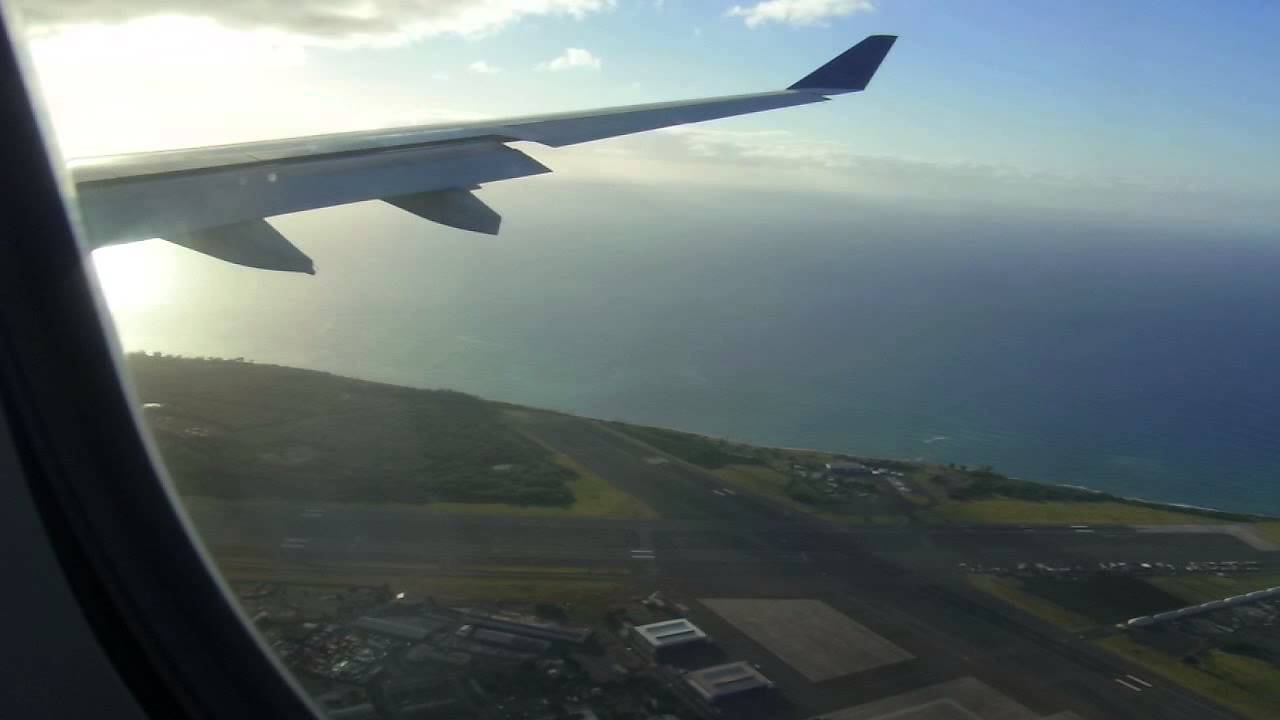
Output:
789,35,897,93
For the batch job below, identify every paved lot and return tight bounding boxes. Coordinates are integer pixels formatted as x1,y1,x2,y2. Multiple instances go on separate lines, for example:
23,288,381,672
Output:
813,677,1039,720
700,598,913,682
191,412,1251,720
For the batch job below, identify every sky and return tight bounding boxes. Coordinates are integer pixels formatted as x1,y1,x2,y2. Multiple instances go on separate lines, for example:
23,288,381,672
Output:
17,0,1280,228
18,1,1280,505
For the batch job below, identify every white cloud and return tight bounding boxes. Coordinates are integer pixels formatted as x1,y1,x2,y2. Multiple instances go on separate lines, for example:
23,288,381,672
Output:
467,60,500,74
28,16,316,156
727,0,875,28
530,126,1276,228
25,15,494,158
21,0,617,47
537,47,602,71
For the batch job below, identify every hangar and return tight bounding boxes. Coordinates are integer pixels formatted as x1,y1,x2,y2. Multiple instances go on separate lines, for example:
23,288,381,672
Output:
684,661,774,702
631,618,708,657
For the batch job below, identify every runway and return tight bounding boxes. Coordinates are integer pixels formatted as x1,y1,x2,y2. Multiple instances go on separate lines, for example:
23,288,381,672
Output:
185,412,1251,720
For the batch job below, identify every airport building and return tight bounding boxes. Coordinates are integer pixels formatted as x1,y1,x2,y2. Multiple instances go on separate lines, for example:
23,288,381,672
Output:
1126,585,1280,628
684,661,774,702
826,460,870,476
631,618,708,657
353,616,442,642
472,628,551,654
460,611,593,644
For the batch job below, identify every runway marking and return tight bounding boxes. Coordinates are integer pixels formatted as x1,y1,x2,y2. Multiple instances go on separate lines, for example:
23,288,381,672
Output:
1126,674,1153,687
630,549,655,560
1114,677,1143,692
281,537,309,549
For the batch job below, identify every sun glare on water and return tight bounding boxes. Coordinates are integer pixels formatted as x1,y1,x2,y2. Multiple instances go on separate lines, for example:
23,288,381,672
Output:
90,240,176,312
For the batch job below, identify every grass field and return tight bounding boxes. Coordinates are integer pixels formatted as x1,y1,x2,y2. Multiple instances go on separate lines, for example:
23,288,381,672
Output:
1255,522,1280,544
1020,575,1184,624
131,354,581,507
181,452,655,521
966,575,1095,632
1147,571,1280,604
712,465,908,525
924,499,1223,525
216,557,626,603
1098,636,1280,720
606,422,763,469
713,465,809,510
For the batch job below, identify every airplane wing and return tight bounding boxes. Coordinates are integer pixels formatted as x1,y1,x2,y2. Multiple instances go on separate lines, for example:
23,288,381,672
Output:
69,35,897,274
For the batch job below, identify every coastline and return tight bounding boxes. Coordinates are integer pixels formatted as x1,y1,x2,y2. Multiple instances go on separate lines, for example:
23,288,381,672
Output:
127,352,1278,523
599,423,1277,522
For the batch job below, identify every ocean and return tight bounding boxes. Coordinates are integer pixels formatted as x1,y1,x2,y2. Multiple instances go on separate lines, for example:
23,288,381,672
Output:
97,177,1280,515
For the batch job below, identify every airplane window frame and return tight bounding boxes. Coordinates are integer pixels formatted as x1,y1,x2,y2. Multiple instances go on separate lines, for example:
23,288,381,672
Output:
0,9,320,720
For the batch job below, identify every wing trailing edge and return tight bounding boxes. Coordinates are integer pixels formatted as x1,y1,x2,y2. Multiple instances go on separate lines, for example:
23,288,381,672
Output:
71,35,898,273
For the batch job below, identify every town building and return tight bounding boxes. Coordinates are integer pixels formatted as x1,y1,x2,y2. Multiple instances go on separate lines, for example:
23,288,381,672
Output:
472,628,552,654
631,618,708,657
459,611,593,644
684,661,774,702
826,460,871,476
353,616,444,642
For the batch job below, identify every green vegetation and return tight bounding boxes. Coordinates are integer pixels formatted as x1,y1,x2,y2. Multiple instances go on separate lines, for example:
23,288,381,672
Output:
544,453,657,519
1098,637,1280,720
783,475,832,505
411,576,624,603
131,353,1271,528
966,575,1095,631
1255,522,1280,544
924,466,1257,523
690,435,1236,528
943,468,1109,503
923,499,1230,525
1147,571,1280,604
712,464,906,525
218,558,623,604
713,464,815,513
1020,575,1184,624
606,421,764,469
127,354,652,514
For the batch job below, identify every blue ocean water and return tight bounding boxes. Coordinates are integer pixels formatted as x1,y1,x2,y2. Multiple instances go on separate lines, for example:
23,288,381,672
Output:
102,179,1280,515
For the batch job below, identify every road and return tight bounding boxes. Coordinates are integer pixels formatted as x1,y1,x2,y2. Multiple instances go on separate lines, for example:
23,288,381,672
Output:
186,412,1250,720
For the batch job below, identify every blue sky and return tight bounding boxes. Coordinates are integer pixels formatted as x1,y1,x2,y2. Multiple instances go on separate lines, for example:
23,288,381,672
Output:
22,0,1280,226
28,1,1279,508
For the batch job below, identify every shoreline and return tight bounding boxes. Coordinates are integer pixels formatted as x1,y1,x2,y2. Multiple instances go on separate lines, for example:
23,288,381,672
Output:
611,425,1276,521
127,352,1278,522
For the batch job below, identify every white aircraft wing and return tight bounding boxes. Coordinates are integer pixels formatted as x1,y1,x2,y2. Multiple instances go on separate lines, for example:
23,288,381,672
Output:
69,35,897,274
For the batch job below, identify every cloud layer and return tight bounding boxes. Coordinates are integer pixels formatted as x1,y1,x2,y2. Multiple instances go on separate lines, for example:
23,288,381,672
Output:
528,125,1275,228
22,0,615,45
728,0,875,28
537,47,602,71
467,60,500,74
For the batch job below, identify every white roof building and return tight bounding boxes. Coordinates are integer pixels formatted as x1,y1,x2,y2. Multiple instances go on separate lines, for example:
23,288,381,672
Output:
631,618,707,654
684,662,774,701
